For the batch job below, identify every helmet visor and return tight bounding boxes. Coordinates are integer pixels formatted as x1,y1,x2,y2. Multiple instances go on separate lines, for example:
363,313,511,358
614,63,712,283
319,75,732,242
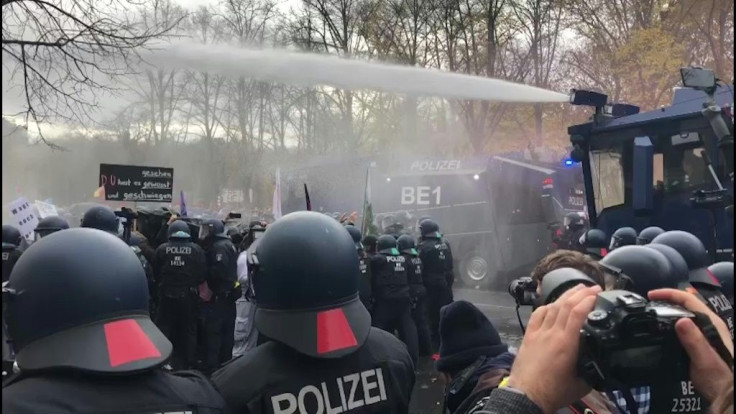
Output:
199,224,213,240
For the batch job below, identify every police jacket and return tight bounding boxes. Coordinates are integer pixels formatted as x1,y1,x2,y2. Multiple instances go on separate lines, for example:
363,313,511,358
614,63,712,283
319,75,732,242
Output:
418,237,453,289
131,245,155,290
2,368,227,414
205,237,238,296
358,251,373,309
401,252,425,300
693,283,734,340
1,246,22,284
212,327,416,414
370,252,410,301
154,238,207,292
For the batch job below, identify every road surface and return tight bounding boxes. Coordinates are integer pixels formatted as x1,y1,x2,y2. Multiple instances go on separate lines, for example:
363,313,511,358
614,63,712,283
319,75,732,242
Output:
409,288,532,414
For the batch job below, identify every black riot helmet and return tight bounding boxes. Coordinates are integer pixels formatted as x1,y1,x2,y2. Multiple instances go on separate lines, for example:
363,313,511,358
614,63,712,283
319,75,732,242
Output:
564,212,585,231
2,225,22,248
637,226,665,245
644,244,694,291
199,218,227,241
3,228,171,374
599,245,677,296
540,268,598,305
397,234,418,256
167,220,191,240
363,235,378,254
344,225,363,251
708,262,734,305
34,216,70,240
652,231,721,288
81,205,119,234
250,211,370,359
579,229,609,259
609,227,638,251
377,234,400,256
419,219,441,238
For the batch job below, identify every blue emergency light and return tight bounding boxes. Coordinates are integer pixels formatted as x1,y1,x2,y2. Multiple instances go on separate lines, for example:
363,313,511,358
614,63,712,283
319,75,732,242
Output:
564,158,575,167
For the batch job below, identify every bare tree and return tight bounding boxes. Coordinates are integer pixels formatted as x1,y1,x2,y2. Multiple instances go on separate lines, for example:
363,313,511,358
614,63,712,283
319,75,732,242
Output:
1,0,183,147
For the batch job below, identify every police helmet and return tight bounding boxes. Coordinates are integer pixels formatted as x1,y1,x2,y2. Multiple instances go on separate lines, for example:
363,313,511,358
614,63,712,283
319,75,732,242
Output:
599,245,676,296
644,244,693,290
4,228,171,373
227,226,244,245
397,234,418,256
637,226,665,245
199,218,227,240
381,214,396,229
609,227,638,251
167,220,191,239
377,234,400,256
579,229,608,258
564,212,585,230
540,268,598,305
363,234,378,253
81,205,119,234
708,262,734,305
344,225,363,251
2,225,22,248
419,219,441,238
250,212,369,359
34,216,70,240
652,231,720,288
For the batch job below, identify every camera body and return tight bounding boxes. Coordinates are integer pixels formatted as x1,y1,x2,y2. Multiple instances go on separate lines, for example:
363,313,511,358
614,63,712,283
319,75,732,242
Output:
578,290,694,390
508,277,538,306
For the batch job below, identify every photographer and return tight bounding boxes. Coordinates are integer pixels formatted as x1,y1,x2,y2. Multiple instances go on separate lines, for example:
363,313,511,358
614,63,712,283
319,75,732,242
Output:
530,250,605,295
476,285,734,414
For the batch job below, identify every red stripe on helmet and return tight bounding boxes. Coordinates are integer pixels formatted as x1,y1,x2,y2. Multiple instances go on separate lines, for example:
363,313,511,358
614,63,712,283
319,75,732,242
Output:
316,309,358,354
600,248,608,257
104,319,161,367
706,269,721,286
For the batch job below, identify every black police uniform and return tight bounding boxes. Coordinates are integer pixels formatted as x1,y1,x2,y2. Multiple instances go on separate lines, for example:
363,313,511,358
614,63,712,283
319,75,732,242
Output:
418,233,453,351
213,328,415,414
154,226,207,370
358,250,373,313
406,253,431,357
370,239,419,364
1,228,227,414
202,234,239,373
1,245,22,285
211,211,415,414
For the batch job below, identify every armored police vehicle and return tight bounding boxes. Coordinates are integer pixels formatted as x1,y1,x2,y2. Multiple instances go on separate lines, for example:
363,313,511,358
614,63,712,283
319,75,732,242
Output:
371,155,585,289
568,67,733,262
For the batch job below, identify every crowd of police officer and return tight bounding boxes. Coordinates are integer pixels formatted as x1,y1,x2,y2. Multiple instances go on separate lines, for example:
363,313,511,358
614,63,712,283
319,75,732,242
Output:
1,204,734,414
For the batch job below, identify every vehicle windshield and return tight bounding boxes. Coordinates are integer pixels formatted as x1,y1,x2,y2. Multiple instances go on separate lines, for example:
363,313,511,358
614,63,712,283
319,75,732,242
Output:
590,148,625,211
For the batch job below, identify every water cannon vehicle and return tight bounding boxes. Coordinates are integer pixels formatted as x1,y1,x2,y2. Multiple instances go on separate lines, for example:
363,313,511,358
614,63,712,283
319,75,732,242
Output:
568,67,733,262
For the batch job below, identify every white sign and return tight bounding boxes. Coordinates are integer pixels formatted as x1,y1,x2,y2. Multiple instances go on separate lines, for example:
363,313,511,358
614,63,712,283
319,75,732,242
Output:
222,189,245,203
9,197,39,242
34,200,59,219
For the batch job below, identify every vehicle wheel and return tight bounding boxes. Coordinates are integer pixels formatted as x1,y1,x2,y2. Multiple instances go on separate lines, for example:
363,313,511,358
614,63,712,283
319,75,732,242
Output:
459,252,493,289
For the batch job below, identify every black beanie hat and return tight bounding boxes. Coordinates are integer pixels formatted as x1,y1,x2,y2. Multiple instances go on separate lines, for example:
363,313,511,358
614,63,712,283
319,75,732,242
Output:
436,300,508,374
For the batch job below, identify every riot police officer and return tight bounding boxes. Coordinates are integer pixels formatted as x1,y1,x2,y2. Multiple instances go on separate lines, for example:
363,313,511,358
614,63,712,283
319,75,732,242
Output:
653,231,734,339
81,205,157,315
33,216,69,240
609,227,638,251
2,228,227,413
637,226,665,245
211,212,415,413
2,225,23,284
363,234,378,256
199,218,239,374
370,235,419,364
346,225,373,313
398,234,431,357
418,219,453,352
709,262,734,306
555,212,587,251
154,220,207,370
578,228,608,259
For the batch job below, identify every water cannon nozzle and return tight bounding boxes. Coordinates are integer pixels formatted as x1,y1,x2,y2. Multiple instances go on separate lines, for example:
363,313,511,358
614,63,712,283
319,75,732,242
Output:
569,89,608,108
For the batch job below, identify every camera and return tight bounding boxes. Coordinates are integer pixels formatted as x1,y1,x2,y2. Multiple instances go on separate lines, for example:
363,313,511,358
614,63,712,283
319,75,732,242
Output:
578,290,694,390
508,277,538,306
